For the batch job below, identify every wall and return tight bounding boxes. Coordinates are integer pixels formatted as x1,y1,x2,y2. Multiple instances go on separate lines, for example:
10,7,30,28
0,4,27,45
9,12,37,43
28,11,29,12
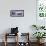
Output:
0,0,36,42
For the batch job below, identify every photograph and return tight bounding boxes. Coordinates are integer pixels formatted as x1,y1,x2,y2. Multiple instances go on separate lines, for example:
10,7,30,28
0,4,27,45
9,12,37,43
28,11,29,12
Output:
10,10,24,17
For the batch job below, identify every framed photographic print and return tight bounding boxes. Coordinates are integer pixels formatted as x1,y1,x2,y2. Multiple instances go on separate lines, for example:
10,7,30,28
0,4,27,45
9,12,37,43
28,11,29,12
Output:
10,10,24,17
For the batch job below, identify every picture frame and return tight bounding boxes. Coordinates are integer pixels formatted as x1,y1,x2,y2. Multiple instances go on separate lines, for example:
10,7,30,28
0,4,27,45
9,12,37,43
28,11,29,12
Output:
10,10,24,17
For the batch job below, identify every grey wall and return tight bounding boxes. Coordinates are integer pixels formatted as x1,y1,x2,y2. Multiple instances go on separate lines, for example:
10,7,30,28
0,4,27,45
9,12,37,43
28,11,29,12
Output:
0,0,36,42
